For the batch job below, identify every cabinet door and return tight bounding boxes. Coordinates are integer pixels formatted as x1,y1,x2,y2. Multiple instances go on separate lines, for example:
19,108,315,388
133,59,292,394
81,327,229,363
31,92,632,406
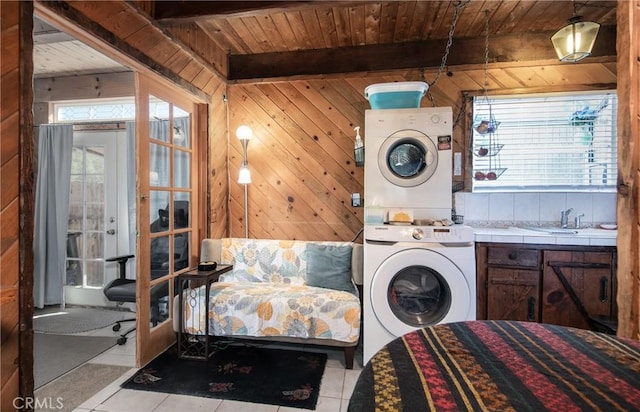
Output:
487,268,540,322
542,250,614,330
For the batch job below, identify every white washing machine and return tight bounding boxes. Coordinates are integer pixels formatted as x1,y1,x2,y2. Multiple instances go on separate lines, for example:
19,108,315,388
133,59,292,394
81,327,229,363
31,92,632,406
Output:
364,107,453,220
363,224,476,363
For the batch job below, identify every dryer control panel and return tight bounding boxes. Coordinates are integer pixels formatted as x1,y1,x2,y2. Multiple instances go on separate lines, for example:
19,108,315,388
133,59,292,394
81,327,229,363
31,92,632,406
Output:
365,224,474,244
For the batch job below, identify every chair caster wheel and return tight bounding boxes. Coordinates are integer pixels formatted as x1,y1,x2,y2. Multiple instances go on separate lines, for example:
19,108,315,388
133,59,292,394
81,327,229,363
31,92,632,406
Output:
113,324,121,332
117,336,127,345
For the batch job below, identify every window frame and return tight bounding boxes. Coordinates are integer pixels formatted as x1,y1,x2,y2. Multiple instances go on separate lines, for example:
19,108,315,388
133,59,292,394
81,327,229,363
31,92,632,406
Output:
469,89,618,193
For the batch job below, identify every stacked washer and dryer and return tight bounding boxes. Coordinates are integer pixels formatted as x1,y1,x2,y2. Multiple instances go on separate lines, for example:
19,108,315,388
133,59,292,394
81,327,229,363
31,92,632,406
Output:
363,106,477,363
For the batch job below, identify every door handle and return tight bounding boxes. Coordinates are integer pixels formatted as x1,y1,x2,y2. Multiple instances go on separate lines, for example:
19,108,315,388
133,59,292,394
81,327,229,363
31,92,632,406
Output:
106,229,116,235
527,297,536,321
599,277,608,302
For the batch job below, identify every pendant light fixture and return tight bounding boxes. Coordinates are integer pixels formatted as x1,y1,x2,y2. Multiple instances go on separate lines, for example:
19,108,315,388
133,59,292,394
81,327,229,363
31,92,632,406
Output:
236,125,252,238
236,125,252,184
551,0,600,63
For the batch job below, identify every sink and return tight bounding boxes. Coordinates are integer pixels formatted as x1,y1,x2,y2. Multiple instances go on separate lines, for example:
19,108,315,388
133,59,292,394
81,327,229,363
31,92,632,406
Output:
521,227,579,235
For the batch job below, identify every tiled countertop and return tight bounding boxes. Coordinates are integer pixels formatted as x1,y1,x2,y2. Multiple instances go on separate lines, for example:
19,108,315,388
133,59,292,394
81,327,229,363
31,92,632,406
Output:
473,227,617,247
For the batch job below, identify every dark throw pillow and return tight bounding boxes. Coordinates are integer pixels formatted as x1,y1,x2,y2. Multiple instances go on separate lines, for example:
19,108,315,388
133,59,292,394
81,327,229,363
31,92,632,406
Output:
306,244,356,295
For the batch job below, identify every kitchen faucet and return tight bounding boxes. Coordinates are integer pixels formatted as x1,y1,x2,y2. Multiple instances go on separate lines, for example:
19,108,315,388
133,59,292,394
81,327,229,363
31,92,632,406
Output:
574,213,585,229
560,208,573,228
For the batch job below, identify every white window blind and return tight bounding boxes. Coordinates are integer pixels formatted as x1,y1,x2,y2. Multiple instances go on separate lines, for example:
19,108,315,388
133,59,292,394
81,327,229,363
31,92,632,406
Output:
471,90,617,192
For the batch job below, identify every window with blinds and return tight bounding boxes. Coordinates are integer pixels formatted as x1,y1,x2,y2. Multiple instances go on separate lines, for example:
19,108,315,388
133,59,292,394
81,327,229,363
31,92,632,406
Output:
471,90,617,192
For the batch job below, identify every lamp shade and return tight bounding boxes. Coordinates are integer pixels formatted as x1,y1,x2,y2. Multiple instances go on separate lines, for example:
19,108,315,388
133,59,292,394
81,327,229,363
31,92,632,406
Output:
236,125,253,141
551,19,600,63
238,165,251,184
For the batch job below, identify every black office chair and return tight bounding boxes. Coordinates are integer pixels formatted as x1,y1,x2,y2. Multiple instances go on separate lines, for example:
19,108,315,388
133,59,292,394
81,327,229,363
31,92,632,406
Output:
104,254,137,345
103,254,170,345
66,233,82,285
150,201,190,279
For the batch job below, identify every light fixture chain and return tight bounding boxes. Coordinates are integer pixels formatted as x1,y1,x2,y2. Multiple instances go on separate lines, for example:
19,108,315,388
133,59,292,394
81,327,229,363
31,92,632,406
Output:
483,10,489,95
426,0,471,106
453,92,468,130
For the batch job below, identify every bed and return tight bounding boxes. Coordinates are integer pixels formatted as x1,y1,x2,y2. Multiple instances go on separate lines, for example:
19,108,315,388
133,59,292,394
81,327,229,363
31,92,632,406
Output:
348,320,640,411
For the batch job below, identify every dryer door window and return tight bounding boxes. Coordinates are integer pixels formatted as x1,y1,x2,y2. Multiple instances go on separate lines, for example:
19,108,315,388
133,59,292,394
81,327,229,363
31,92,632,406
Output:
378,130,438,188
389,265,451,327
387,143,426,178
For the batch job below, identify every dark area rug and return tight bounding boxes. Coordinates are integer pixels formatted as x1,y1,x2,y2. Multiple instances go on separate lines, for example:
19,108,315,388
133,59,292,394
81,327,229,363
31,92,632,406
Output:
122,344,327,410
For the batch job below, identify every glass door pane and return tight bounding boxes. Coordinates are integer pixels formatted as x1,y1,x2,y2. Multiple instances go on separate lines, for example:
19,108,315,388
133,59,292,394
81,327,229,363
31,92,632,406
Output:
65,130,120,306
135,74,199,367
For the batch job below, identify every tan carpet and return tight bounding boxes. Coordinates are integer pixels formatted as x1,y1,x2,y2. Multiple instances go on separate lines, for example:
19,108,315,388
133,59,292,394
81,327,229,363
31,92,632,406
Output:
35,363,131,412
34,333,117,388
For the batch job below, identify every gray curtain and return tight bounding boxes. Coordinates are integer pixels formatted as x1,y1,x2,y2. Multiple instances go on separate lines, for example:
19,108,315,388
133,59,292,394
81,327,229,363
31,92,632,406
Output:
148,117,190,217
174,117,190,189
149,118,190,189
33,124,74,308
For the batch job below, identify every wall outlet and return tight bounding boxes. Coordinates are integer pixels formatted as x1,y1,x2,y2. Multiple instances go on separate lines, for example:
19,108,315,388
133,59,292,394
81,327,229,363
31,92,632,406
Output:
454,152,462,176
351,193,362,207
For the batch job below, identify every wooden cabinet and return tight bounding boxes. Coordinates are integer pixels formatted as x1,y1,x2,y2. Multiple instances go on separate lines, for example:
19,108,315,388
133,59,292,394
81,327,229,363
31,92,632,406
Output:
477,243,617,332
487,268,540,322
542,250,616,330
482,245,541,322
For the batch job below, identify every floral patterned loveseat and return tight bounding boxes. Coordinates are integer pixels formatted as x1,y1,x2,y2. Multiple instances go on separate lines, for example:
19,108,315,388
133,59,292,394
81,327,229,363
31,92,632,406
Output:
175,238,363,368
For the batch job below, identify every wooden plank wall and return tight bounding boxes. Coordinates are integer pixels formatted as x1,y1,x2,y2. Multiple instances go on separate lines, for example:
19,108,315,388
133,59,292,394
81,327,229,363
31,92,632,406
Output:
1,1,34,408
208,81,230,240
226,62,617,242
0,2,22,407
616,0,639,340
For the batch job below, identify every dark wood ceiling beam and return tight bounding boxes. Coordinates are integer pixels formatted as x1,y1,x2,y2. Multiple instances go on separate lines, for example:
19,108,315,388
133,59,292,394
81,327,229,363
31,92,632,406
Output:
153,1,363,22
228,25,616,81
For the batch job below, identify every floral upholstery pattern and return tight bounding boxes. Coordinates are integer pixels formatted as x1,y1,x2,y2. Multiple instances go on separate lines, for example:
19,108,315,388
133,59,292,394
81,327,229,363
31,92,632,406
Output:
219,238,308,284
181,238,361,344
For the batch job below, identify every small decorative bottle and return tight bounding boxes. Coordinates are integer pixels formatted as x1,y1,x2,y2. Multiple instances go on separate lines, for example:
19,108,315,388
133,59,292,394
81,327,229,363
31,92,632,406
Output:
354,126,364,167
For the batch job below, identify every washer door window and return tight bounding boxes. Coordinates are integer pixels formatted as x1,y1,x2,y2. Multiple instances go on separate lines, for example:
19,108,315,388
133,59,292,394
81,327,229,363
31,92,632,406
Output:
389,266,451,327
378,130,438,187
371,248,471,337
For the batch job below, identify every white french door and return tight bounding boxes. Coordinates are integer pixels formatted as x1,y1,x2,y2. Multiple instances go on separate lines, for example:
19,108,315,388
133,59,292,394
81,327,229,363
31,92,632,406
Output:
65,130,128,306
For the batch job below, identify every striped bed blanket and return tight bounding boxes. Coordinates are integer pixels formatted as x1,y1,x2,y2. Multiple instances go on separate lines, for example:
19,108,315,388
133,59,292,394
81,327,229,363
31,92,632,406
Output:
349,320,640,411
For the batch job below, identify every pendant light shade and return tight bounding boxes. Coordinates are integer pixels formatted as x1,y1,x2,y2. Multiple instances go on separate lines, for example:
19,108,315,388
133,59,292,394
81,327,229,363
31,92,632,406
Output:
551,16,600,63
236,125,252,185
236,125,253,141
237,165,251,184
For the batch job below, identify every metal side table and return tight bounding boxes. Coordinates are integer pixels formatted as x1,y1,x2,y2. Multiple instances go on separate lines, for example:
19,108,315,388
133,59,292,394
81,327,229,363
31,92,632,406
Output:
177,264,232,360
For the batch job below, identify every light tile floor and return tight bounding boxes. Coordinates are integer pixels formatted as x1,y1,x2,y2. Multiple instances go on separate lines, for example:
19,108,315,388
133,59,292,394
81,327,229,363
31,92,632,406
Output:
46,317,363,412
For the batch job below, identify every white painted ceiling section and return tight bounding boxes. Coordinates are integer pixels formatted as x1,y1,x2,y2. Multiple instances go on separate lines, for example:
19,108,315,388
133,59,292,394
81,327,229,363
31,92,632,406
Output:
33,17,130,79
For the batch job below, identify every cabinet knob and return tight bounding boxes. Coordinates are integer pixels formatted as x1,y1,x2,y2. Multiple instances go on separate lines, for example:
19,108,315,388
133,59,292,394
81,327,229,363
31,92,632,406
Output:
508,252,517,260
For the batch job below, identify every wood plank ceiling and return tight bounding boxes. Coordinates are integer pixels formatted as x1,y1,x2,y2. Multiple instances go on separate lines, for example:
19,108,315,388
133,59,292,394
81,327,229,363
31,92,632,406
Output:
33,18,126,78
153,0,618,81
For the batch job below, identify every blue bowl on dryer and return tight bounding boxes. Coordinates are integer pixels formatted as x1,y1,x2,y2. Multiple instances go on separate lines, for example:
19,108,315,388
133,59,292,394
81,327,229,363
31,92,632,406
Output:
364,82,429,109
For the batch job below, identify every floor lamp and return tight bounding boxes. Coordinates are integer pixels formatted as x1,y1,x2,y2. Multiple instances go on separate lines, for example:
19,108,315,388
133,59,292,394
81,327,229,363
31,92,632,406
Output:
236,125,252,238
